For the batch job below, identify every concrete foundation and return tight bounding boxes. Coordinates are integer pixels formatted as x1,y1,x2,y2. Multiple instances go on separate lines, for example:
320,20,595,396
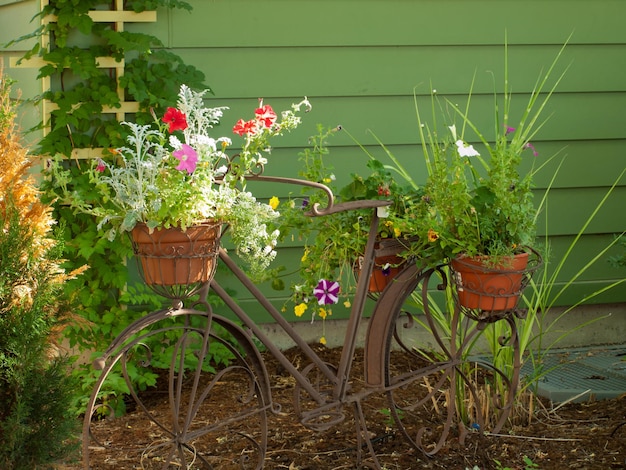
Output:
257,302,626,351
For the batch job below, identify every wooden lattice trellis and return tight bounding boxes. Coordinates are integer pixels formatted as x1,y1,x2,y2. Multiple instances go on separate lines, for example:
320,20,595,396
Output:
10,0,157,159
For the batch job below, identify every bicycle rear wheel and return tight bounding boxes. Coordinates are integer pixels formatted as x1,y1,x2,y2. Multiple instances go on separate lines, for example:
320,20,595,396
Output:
366,263,520,456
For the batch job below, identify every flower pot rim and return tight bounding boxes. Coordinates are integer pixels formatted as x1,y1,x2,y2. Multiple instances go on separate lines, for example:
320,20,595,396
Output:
452,249,533,272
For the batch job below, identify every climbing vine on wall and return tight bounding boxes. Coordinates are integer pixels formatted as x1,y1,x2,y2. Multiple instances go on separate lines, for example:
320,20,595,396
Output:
16,0,210,414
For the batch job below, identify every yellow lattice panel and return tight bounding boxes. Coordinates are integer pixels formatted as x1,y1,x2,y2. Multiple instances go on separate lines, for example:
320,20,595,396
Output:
11,0,157,156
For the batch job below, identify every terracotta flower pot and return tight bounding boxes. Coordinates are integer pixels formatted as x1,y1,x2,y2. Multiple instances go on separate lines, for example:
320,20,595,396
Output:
130,222,222,286
356,240,406,293
368,253,405,293
450,252,530,312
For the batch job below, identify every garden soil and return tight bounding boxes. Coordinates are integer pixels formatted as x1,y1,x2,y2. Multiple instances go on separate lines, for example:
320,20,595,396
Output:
68,346,626,470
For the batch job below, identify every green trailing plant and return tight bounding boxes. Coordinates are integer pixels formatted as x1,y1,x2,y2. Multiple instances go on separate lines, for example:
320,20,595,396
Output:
9,0,228,415
276,125,418,343
12,0,204,156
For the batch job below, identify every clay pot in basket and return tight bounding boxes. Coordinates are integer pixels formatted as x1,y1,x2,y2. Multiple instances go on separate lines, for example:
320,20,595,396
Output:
130,222,222,286
450,252,530,312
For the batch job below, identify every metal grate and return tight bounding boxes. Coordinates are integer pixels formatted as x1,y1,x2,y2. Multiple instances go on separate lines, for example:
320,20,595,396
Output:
521,345,626,403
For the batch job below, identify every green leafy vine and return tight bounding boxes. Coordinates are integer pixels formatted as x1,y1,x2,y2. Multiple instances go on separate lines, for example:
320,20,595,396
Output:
18,0,210,414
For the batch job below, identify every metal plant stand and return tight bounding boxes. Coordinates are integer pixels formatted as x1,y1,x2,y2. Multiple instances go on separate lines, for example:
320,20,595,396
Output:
82,176,541,469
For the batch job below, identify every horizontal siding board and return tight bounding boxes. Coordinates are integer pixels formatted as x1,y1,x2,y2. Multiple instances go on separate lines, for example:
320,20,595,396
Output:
217,235,626,322
227,280,624,323
536,187,626,235
168,0,626,48
0,0,39,50
540,234,625,283
171,44,626,98
518,141,626,189
206,92,626,143
249,141,626,200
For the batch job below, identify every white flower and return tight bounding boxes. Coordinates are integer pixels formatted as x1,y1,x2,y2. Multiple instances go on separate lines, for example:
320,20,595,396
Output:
193,134,216,151
216,137,231,147
292,97,312,113
448,124,457,141
455,139,480,157
169,135,182,149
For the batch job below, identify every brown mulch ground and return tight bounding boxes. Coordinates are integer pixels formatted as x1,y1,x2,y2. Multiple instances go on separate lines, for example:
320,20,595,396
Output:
70,346,626,470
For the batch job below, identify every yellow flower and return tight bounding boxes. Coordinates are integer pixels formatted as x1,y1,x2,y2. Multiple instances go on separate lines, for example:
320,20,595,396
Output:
319,336,327,345
301,248,309,262
393,227,401,238
428,228,439,243
269,196,280,210
294,303,307,317
343,300,351,308
318,307,328,320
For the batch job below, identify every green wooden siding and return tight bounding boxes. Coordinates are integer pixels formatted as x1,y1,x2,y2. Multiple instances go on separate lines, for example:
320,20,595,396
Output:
2,0,625,321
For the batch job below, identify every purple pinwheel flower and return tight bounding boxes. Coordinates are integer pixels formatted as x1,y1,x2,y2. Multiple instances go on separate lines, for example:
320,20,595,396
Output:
313,279,340,305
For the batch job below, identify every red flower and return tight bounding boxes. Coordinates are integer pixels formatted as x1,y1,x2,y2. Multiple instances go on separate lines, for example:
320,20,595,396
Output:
162,107,188,133
233,118,258,136
254,104,277,128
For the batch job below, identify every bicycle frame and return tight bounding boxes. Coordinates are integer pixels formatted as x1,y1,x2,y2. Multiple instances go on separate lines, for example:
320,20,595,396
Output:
209,199,389,408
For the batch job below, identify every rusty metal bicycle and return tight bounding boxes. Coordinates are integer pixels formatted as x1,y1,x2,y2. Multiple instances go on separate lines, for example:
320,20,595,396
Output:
82,175,541,469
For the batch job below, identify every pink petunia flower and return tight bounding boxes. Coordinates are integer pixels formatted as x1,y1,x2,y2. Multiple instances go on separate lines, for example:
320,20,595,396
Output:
173,144,198,174
313,279,340,305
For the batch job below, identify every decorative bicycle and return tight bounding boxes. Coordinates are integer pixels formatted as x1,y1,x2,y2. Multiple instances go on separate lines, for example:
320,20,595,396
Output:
82,175,541,469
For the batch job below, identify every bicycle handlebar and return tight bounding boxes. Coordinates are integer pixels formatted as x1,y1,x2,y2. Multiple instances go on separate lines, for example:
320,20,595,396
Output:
245,174,392,217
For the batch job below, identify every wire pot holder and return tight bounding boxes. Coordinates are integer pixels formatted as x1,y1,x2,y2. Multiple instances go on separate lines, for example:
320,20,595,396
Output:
450,247,542,322
130,221,222,300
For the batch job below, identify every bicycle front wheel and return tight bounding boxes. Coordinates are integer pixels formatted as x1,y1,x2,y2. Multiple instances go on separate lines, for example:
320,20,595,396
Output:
82,309,270,470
